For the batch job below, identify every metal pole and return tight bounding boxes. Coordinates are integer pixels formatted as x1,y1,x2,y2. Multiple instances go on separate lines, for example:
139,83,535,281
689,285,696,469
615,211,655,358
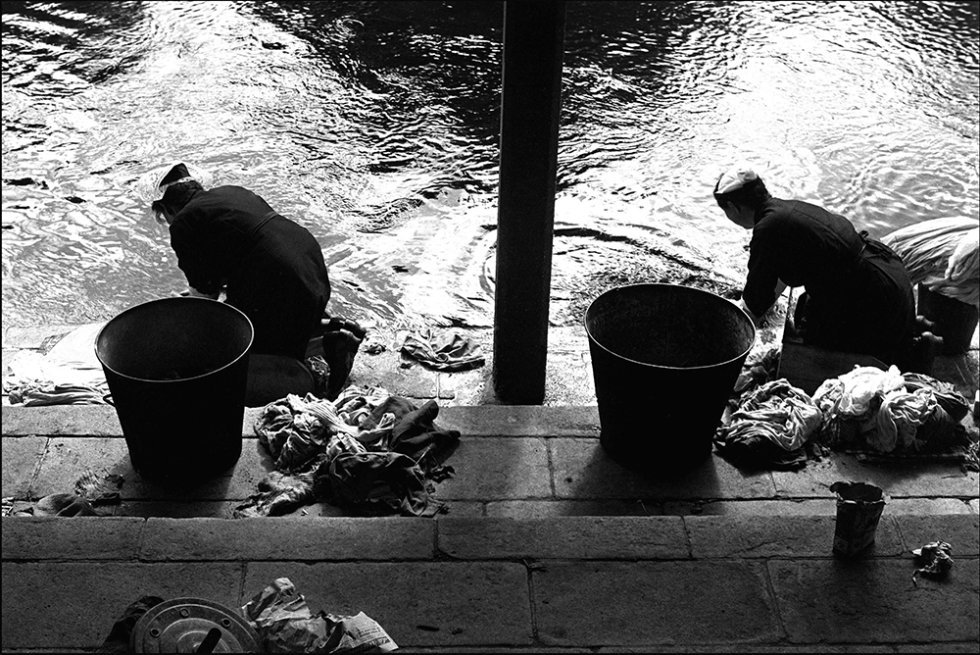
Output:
492,0,566,404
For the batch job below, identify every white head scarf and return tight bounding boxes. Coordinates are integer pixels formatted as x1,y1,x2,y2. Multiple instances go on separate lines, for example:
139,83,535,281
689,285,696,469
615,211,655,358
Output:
716,164,759,194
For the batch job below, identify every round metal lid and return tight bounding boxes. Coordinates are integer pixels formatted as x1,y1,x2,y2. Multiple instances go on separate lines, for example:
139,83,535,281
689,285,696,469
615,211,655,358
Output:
131,597,261,653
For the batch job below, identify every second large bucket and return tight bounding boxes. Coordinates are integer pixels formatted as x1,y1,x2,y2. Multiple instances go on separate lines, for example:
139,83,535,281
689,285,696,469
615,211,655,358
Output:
585,284,755,471
95,298,253,486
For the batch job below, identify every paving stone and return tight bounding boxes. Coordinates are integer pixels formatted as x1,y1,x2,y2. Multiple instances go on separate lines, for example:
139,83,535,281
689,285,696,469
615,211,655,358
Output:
893,514,980,556
544,351,597,406
893,644,980,653
438,517,687,560
768,558,980,644
141,517,434,561
438,406,600,438
245,561,532,647
2,405,260,438
533,561,780,646
2,406,121,437
436,437,551,500
350,351,439,399
485,499,656,518
665,499,837,516
32,437,273,501
550,438,775,500
772,454,980,498
971,498,979,514
1,516,144,560
1,562,243,650
1,436,46,497
685,515,904,558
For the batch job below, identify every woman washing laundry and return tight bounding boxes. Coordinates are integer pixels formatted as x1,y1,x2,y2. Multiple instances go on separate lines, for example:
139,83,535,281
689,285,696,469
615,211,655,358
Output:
713,164,919,367
148,163,363,400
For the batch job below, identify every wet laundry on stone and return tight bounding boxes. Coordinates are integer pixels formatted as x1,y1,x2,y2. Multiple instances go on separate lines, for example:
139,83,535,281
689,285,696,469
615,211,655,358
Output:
5,382,110,406
243,577,397,653
237,386,459,517
400,327,485,371
715,378,822,470
813,366,973,462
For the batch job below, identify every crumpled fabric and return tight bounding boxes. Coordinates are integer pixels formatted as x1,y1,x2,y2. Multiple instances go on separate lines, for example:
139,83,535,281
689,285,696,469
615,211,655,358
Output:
242,578,397,653
813,365,905,419
872,388,937,453
816,367,971,456
882,216,979,306
400,328,485,371
6,382,110,406
912,541,954,585
715,379,822,470
238,386,459,517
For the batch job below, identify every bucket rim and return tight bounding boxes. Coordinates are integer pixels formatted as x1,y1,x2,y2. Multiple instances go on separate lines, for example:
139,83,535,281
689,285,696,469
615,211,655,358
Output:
582,282,756,371
94,297,254,384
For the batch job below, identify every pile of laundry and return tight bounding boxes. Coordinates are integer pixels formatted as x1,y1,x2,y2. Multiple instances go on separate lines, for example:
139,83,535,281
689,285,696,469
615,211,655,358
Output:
813,366,973,464
235,386,459,518
716,365,976,471
715,378,823,470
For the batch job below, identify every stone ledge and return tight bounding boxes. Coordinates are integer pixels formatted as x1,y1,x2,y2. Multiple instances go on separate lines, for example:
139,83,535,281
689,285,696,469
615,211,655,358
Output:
1,517,144,560
1,405,603,439
438,405,600,437
437,516,688,560
685,515,905,558
139,517,435,561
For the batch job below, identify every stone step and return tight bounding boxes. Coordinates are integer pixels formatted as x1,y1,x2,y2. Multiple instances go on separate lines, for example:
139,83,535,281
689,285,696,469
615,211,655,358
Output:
2,515,978,652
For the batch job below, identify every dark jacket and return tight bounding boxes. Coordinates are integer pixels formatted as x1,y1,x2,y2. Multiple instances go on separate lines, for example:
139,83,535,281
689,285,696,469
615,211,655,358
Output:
744,197,914,363
169,185,330,358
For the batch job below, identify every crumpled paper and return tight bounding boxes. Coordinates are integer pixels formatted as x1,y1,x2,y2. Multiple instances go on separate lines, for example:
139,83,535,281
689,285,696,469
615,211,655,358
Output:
242,578,397,653
912,540,954,584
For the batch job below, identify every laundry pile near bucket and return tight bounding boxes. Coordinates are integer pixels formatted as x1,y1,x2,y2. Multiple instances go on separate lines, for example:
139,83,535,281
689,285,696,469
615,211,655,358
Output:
235,386,459,517
715,364,976,471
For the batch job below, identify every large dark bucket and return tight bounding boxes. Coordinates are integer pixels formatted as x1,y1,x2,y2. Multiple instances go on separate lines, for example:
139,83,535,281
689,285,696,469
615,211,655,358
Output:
585,284,756,471
95,298,253,485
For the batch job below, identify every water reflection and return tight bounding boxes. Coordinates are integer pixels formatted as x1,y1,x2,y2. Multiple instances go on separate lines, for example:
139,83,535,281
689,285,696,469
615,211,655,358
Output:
1,0,977,330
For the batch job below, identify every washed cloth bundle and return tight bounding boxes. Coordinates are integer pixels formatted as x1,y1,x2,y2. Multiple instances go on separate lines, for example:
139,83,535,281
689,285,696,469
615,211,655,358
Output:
238,387,459,517
814,367,971,457
882,216,979,306
242,578,397,653
400,328,485,371
6,382,109,406
715,379,823,470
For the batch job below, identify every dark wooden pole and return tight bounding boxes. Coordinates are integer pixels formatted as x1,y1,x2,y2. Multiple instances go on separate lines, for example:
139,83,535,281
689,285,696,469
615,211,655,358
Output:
492,0,566,404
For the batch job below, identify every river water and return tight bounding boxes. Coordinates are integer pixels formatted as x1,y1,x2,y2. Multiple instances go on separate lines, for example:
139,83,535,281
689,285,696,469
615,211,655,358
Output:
2,1,978,331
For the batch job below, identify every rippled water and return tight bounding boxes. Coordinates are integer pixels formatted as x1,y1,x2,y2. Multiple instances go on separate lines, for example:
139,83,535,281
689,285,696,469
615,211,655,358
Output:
3,1,978,330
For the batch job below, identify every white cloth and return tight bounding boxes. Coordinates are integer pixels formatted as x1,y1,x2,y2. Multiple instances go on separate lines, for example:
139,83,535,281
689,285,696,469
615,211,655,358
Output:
716,164,760,194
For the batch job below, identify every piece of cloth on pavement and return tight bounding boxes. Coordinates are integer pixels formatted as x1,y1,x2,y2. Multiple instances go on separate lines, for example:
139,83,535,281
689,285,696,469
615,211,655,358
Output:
882,216,979,307
238,386,459,517
400,327,485,371
715,378,822,470
242,578,397,653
